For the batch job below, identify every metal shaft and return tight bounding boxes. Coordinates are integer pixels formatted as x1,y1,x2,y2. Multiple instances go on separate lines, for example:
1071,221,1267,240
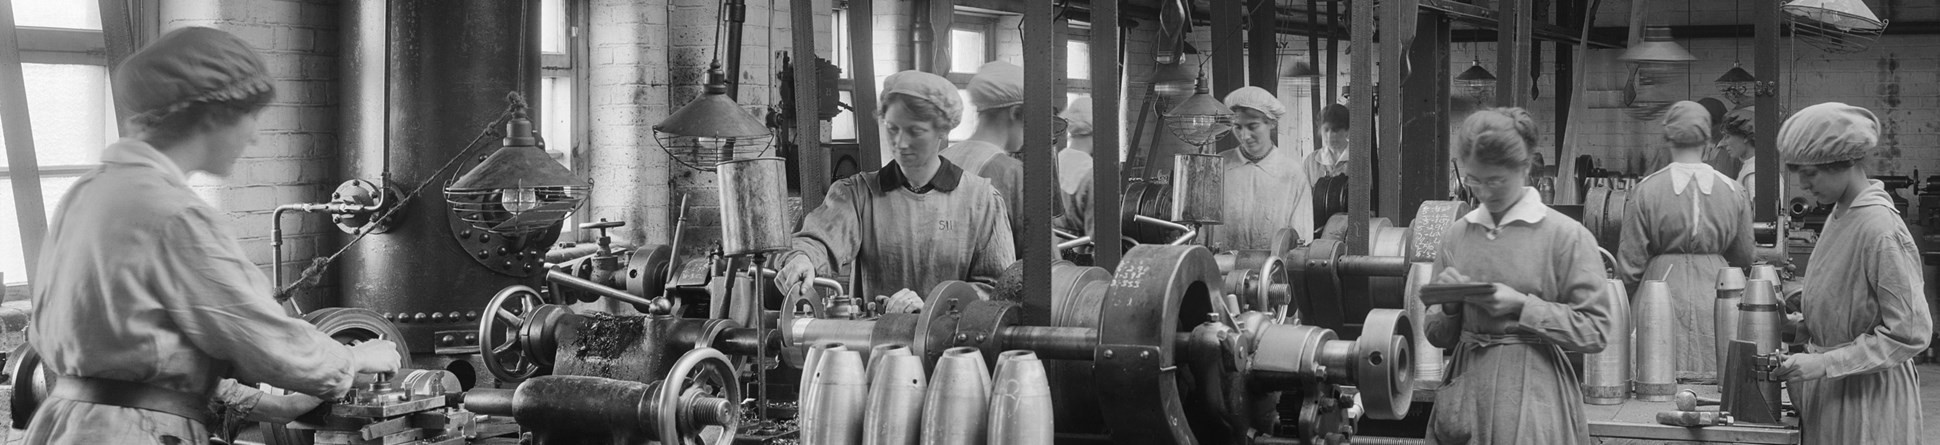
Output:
1336,255,1412,277
997,326,1098,360
546,269,656,308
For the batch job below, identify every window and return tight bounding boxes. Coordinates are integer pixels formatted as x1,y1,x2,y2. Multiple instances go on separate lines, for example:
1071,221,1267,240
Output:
830,8,856,141
946,13,997,142
537,0,586,242
1,1,120,288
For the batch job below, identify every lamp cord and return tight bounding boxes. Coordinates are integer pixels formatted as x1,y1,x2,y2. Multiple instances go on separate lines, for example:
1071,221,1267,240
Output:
274,95,526,305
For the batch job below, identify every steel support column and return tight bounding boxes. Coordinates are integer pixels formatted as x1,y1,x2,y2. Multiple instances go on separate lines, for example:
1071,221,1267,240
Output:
1348,0,1374,256
1089,0,1121,270
1377,0,1414,220
846,0,881,168
1495,0,1531,107
1753,0,1779,222
1400,12,1451,222
1020,0,1057,325
791,0,828,209
1211,0,1244,153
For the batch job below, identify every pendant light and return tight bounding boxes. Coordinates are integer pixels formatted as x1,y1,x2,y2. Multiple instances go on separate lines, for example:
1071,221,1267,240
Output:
654,0,775,171
1163,69,1235,152
1716,0,1759,101
1454,41,1497,102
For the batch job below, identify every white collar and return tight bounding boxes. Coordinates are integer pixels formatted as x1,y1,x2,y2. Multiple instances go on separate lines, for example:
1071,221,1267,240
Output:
100,138,189,185
1647,161,1738,195
1462,187,1547,230
1313,147,1349,166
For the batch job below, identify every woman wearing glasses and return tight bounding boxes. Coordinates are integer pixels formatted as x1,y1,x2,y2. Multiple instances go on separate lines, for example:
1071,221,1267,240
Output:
1424,108,1615,444
1616,101,1756,383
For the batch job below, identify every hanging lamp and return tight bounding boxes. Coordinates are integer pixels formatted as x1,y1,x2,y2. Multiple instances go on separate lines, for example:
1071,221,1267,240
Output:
446,106,592,235
1163,70,1234,151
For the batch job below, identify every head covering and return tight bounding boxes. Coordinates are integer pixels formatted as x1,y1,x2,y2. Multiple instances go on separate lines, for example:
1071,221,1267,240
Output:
1662,101,1712,146
1697,97,1730,136
1778,102,1880,165
880,70,964,130
1721,106,1757,139
114,27,273,126
1059,96,1093,136
966,61,1024,111
1223,86,1285,122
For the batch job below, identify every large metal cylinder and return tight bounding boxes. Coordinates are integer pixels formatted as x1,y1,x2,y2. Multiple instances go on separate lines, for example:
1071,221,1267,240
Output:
1632,279,1676,401
1170,153,1224,224
1738,279,1783,354
717,157,793,256
1583,278,1631,405
1715,267,1746,396
338,0,547,359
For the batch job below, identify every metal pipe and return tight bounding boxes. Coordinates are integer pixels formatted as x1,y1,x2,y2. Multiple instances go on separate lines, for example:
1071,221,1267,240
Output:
665,194,689,291
1336,255,1412,277
998,326,1098,360
759,268,847,296
270,202,376,313
545,269,656,308
1133,215,1199,246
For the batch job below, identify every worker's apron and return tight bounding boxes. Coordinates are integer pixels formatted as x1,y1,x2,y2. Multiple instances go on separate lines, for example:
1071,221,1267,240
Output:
1427,332,1590,445
1643,253,1731,383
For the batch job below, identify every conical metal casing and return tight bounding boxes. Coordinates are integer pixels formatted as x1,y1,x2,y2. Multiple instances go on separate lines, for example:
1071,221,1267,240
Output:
806,348,868,445
922,347,990,445
864,352,927,445
1738,279,1783,353
1632,280,1676,401
1584,278,1632,405
1715,267,1748,404
989,351,1053,445
799,342,845,434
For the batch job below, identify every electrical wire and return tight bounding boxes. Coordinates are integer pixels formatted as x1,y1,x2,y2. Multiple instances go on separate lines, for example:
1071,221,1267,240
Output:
275,96,525,304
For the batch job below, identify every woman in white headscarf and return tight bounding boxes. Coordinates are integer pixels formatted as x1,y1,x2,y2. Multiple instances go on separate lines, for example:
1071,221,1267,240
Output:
1057,96,1094,237
1218,86,1311,250
1616,100,1756,383
1774,102,1929,445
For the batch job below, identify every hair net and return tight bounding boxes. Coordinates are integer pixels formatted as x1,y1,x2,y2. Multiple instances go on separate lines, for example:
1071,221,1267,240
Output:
1662,101,1712,147
113,27,272,126
880,70,964,130
966,61,1024,111
1060,96,1093,136
1720,106,1757,140
1778,102,1880,166
1223,86,1285,122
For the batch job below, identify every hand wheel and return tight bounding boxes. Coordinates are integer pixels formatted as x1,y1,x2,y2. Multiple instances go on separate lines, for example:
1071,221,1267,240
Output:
479,285,555,384
657,348,743,445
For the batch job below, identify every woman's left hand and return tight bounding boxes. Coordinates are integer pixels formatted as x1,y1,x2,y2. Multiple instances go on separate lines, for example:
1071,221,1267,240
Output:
1473,283,1530,317
1774,352,1831,381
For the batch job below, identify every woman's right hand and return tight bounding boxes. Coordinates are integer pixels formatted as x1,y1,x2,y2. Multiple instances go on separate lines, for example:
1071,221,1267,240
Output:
350,340,402,375
774,254,818,297
1434,267,1472,314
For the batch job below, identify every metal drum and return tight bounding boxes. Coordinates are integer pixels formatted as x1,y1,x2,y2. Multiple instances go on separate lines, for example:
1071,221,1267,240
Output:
1170,153,1224,225
717,157,792,256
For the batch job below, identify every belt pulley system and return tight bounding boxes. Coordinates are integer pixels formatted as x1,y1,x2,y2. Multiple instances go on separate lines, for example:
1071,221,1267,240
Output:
781,245,1416,444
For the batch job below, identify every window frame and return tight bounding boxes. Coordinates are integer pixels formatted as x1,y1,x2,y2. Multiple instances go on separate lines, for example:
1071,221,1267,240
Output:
541,0,591,242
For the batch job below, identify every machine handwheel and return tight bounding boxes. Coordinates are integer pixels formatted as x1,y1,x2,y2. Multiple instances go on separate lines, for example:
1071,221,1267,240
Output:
658,348,743,445
480,285,549,384
1356,308,1415,420
1258,256,1292,318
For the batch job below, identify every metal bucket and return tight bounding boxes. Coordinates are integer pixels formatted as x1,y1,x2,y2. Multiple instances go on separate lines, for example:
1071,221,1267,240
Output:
717,157,792,256
1170,153,1224,224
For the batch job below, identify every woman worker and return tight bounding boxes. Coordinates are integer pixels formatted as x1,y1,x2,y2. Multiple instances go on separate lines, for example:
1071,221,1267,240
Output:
1617,101,1756,383
26,28,401,443
1424,108,1614,445
1718,106,1765,195
1219,86,1311,250
1056,96,1095,237
774,70,1018,314
1772,102,1929,444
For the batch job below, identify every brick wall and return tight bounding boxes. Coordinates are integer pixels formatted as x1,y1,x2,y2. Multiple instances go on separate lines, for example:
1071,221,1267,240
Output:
589,0,830,260
162,0,340,306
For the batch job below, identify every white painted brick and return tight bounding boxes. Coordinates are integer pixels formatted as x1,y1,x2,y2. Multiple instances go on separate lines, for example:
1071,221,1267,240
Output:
277,27,315,52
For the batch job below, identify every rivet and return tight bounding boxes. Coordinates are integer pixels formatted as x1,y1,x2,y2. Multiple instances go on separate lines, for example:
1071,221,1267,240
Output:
449,311,463,320
974,334,987,342
1140,351,1150,359
460,230,473,239
414,312,428,322
480,234,492,243
466,311,479,320
441,334,456,344
1103,350,1115,359
477,250,490,259
431,312,445,322
955,333,968,342
497,247,510,256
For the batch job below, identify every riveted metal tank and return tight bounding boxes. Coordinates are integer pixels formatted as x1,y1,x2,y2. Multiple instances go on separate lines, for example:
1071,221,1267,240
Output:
336,0,547,370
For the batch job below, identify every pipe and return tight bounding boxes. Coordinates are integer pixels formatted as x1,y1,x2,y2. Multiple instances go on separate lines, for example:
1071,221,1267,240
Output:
997,326,1098,360
1133,215,1199,246
271,202,380,314
759,268,848,296
545,269,656,308
1336,255,1412,277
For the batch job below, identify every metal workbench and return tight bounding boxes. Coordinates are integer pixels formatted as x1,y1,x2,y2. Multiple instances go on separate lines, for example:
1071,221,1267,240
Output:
1410,381,1801,444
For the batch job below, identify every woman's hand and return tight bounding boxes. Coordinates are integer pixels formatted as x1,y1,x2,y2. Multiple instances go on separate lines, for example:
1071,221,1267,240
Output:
882,288,923,314
1434,267,1472,314
349,340,402,375
1472,283,1530,317
1774,352,1831,381
774,254,818,297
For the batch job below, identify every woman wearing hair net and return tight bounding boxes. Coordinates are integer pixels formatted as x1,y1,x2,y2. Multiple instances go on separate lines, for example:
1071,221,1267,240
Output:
774,70,1017,314
1717,106,1770,196
1219,86,1312,250
1057,96,1095,236
1774,102,1929,445
26,28,401,443
1616,101,1755,383
1424,108,1613,444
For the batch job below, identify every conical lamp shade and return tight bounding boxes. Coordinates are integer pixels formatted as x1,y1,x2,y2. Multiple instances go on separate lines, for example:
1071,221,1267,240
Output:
655,64,775,170
1619,26,1697,63
1715,65,1756,83
1148,61,1200,98
1164,77,1234,148
1455,62,1496,82
446,114,590,235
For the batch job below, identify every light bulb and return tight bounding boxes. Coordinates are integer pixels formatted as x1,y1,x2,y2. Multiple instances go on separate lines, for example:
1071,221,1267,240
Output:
501,188,540,215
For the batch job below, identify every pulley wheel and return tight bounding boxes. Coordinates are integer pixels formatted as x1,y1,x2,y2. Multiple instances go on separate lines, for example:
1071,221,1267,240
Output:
622,244,674,303
1409,201,1470,264
1356,308,1415,420
1270,227,1303,258
479,285,550,384
1320,214,1351,242
776,286,829,358
7,342,49,428
1093,245,1226,444
658,348,742,445
266,307,412,445
1582,186,1610,243
1047,264,1113,433
1603,188,1630,249
1256,255,1291,314
913,281,981,367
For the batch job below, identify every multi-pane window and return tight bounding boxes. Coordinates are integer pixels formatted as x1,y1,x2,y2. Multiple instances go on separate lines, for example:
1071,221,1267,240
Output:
1,0,118,287
945,13,996,142
538,0,584,242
